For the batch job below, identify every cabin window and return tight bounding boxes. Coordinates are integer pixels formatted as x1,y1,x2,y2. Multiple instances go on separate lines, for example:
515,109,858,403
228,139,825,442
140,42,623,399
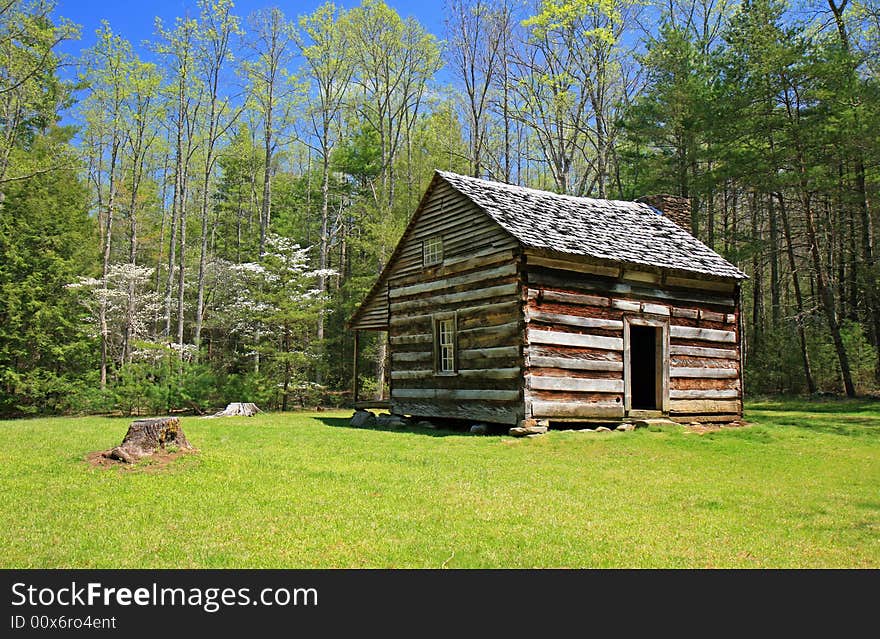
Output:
433,315,457,374
423,235,443,266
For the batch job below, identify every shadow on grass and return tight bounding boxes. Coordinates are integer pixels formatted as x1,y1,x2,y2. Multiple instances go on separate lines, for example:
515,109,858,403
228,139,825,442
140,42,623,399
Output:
314,416,484,438
746,398,880,438
747,396,880,415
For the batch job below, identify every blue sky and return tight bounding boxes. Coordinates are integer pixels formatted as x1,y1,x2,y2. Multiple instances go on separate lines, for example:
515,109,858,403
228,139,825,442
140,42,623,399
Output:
55,0,448,61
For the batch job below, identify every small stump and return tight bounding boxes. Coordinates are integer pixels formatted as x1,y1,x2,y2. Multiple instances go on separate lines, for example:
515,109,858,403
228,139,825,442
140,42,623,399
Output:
104,417,193,464
211,402,262,417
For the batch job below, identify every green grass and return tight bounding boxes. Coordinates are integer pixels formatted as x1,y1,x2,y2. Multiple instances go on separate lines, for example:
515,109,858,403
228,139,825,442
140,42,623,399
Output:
1,400,878,568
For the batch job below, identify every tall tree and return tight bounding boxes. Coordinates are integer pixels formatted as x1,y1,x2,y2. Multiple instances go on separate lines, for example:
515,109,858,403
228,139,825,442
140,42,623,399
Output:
80,23,129,387
193,0,241,357
244,7,297,257
119,56,162,365
295,2,353,384
0,0,78,188
154,14,203,354
445,0,505,177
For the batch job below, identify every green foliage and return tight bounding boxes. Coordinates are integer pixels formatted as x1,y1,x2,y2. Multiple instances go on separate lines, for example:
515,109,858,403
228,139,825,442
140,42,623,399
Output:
0,131,96,416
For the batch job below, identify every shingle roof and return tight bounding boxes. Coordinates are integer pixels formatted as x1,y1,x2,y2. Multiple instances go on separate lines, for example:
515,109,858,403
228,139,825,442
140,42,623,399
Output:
438,171,747,280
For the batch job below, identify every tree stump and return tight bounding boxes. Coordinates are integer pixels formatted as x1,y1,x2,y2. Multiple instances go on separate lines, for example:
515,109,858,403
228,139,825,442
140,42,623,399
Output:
211,402,262,417
104,417,193,464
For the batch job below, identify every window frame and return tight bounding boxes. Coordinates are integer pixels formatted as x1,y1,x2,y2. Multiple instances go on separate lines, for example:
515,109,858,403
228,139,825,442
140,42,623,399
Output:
422,235,444,267
432,312,458,375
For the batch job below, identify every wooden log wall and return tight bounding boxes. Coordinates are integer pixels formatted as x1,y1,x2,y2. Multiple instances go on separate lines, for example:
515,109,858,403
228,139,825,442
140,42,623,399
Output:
350,180,517,331
386,185,523,425
524,253,742,423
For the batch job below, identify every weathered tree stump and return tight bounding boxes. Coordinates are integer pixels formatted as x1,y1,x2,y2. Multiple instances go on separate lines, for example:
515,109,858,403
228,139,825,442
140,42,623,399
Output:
211,402,262,417
104,417,193,464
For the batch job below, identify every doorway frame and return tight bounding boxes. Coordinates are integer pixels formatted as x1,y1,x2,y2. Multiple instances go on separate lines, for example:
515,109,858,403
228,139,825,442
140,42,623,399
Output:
623,315,670,415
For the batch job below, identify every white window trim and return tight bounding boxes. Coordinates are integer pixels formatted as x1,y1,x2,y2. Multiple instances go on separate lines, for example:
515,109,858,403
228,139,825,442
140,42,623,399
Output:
423,235,443,266
433,312,457,375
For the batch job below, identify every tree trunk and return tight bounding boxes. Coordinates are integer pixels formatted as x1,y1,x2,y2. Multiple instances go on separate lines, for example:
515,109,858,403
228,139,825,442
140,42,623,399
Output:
260,124,271,257
316,147,330,386
99,140,120,389
826,0,879,382
123,157,139,366
750,191,764,349
855,158,880,382
768,193,780,329
777,193,816,394
164,118,183,339
802,190,856,396
375,331,387,401
176,170,188,355
194,181,210,358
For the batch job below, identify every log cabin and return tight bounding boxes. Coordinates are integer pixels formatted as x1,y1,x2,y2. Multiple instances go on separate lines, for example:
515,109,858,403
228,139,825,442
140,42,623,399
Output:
348,171,747,427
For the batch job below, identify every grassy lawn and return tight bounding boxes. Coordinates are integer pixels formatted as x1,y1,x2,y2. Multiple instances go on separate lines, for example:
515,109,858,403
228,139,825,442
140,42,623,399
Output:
0,399,877,568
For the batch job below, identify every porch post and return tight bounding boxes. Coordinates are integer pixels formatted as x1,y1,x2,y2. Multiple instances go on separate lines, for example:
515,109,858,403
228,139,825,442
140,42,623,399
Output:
352,330,360,406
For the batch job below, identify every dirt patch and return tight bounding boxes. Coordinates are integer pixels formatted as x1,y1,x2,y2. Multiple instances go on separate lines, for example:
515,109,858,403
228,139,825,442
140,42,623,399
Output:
85,448,197,473
683,421,749,435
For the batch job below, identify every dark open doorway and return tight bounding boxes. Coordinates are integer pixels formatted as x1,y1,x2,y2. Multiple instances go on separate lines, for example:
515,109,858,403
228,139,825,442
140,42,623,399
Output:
630,325,659,410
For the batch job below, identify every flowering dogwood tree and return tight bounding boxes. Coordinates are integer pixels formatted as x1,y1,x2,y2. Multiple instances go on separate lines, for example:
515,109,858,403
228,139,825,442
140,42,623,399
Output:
67,263,164,370
208,234,334,410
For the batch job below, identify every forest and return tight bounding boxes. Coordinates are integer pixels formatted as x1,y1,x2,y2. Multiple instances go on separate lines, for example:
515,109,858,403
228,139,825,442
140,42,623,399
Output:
0,0,877,417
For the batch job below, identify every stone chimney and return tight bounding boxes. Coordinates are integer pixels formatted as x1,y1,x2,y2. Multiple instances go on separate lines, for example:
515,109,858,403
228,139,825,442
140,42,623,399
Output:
636,194,692,235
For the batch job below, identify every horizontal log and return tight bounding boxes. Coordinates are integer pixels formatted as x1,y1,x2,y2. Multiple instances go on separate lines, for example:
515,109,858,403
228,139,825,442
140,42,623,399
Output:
392,400,522,425
527,356,623,372
670,344,738,359
669,399,742,414
415,216,512,248
404,197,486,236
390,300,520,329
351,319,388,331
390,333,432,345
392,388,520,401
389,250,515,291
670,367,739,379
699,310,726,323
670,325,736,343
672,377,741,391
528,288,610,308
670,413,741,424
528,269,736,308
528,376,624,393
394,229,516,275
612,299,640,312
389,263,518,299
528,329,623,351
459,367,521,379
529,345,622,362
391,367,520,380
458,321,520,346
459,346,520,361
530,400,624,419
726,313,736,324
410,200,498,237
669,389,740,400
671,308,699,319
392,351,432,363
665,275,736,293
622,269,659,284
642,303,670,316
525,310,623,331
391,369,433,380
527,253,620,278
390,282,518,313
